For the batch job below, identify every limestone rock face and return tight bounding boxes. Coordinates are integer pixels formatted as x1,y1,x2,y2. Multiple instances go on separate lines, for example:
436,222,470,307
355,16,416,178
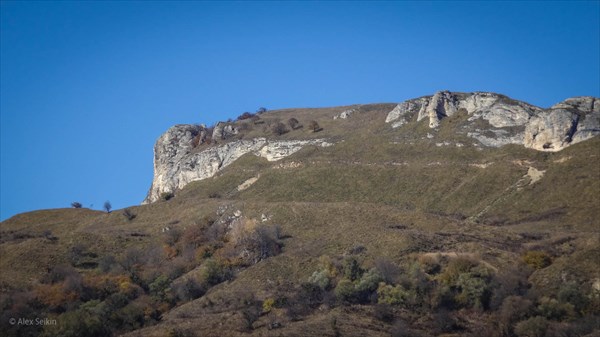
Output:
212,122,238,140
385,91,597,150
143,129,332,203
333,108,358,120
524,97,599,151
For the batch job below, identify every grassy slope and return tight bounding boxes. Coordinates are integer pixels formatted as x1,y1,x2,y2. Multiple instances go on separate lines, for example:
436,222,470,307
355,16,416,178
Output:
1,103,599,336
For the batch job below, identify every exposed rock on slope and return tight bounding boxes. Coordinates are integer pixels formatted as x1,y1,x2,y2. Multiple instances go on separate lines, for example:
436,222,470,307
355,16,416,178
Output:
524,97,600,151
385,91,599,150
144,91,598,204
143,124,331,203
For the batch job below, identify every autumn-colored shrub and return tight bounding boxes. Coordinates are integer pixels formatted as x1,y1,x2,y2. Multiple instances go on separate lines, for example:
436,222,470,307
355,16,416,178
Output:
522,250,551,270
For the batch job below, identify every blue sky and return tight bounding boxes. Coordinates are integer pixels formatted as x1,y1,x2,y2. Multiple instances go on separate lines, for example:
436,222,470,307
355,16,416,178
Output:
1,1,599,220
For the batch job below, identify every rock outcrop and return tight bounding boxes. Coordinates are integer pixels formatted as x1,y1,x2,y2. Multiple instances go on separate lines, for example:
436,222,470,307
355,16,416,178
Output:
385,91,599,150
333,107,359,120
524,97,599,151
143,125,332,203
145,92,598,204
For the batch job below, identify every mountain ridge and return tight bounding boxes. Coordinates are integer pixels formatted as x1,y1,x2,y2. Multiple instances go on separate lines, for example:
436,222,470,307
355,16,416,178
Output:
144,91,599,204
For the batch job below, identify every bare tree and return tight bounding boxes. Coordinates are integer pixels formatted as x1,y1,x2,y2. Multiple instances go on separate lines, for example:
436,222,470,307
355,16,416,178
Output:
71,202,82,208
103,201,112,213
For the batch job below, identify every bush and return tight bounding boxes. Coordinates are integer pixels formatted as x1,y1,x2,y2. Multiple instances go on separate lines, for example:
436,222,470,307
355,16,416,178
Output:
173,278,205,302
377,283,407,305
308,120,321,132
71,202,82,208
343,257,363,281
149,275,172,302
287,117,301,130
202,258,227,286
514,316,549,337
373,303,394,322
522,251,551,270
262,298,275,313
123,209,136,221
334,278,357,303
272,122,289,136
161,192,174,201
537,297,575,321
557,281,588,313
375,258,401,284
256,107,267,114
237,112,255,120
499,296,533,333
308,270,330,290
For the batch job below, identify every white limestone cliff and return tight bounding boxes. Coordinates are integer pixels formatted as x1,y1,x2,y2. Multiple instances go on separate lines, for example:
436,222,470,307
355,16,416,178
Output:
385,91,598,150
143,126,332,203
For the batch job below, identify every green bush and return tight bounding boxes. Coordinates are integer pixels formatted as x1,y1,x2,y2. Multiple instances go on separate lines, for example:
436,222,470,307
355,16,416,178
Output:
343,257,363,281
557,282,588,313
308,270,330,290
335,279,358,303
377,283,407,305
149,275,171,302
537,297,575,321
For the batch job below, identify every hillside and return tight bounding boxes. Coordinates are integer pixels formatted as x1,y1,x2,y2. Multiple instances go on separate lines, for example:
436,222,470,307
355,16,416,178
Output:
1,91,599,337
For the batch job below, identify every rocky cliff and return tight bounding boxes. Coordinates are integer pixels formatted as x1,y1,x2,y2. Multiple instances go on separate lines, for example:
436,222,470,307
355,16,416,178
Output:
385,91,599,150
143,125,332,203
144,91,599,204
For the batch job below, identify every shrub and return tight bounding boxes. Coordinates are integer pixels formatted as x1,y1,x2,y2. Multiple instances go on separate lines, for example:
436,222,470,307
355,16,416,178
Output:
373,303,394,322
377,283,407,306
455,271,491,310
149,275,172,302
123,209,136,221
522,250,551,270
43,301,110,337
272,122,289,136
375,258,401,284
262,298,275,313
557,281,588,313
103,201,112,213
537,297,575,321
161,192,174,201
514,316,549,337
202,258,227,286
287,117,301,130
308,120,321,132
499,296,533,334
256,107,268,114
308,270,330,290
173,278,205,302
355,269,383,300
71,202,82,208
334,278,357,303
237,112,255,120
343,257,363,281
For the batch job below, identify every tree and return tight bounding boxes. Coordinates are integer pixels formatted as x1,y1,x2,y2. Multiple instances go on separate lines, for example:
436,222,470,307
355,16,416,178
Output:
237,112,254,120
256,107,268,114
103,201,112,213
287,117,301,130
71,202,82,208
309,120,321,132
272,122,289,136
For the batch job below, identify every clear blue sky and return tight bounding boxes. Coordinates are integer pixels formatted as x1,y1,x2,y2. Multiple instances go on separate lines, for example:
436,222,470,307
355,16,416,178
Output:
1,1,599,220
